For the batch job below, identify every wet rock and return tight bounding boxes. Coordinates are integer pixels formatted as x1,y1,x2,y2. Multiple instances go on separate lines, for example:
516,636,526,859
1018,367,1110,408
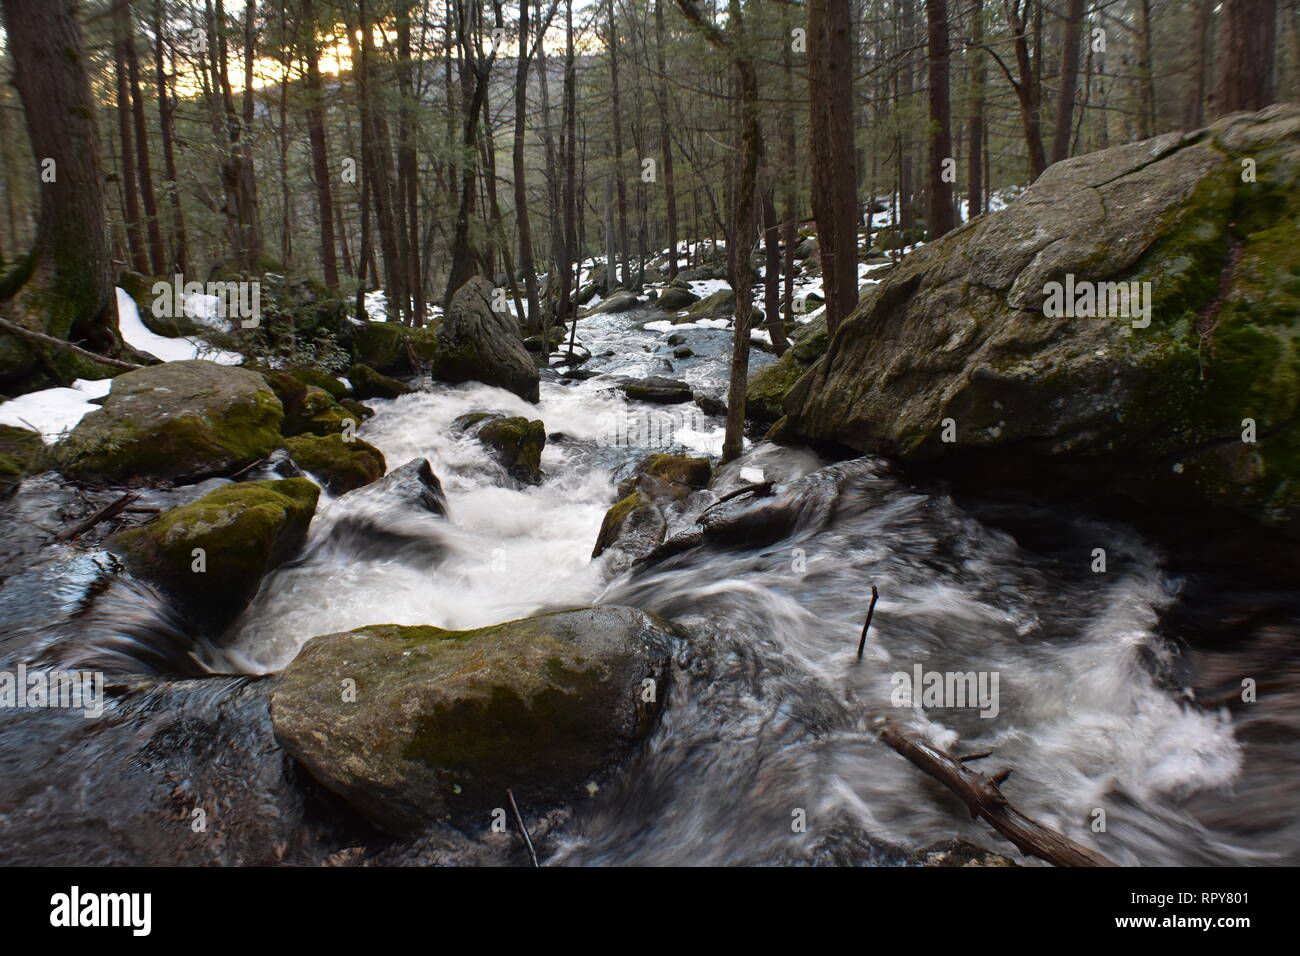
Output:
911,839,1017,867
270,606,677,834
52,361,283,484
476,415,546,484
109,477,319,626
339,457,446,517
782,105,1300,542
428,277,540,403
588,290,640,314
618,375,693,405
347,362,414,401
284,433,386,494
261,370,353,437
673,345,694,359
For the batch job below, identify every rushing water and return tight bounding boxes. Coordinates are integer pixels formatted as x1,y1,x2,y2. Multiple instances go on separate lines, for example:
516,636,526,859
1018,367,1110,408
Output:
2,302,1297,866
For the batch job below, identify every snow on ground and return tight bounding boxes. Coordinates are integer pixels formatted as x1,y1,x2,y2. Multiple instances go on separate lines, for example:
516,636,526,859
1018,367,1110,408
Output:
0,377,112,442
116,288,242,365
0,288,243,442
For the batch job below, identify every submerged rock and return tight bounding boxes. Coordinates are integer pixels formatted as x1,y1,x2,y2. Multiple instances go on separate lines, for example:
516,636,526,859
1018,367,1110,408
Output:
782,105,1300,543
270,606,678,834
428,277,540,402
53,360,283,484
109,477,318,625
284,433,386,494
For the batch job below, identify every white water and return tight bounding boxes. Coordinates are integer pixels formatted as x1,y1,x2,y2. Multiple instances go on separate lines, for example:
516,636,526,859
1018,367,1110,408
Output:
213,302,1261,866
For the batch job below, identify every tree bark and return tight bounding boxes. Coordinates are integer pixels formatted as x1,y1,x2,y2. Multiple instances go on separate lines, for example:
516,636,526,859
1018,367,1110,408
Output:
808,0,859,334
924,0,956,238
1050,0,1084,164
1214,0,1278,117
0,0,115,387
302,0,339,288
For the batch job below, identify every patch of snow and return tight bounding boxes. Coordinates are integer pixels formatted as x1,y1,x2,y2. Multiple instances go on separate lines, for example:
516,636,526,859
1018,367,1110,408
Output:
0,377,112,442
117,288,241,364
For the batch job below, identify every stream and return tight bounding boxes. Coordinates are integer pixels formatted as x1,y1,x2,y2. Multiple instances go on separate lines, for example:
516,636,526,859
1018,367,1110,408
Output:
1,299,1297,867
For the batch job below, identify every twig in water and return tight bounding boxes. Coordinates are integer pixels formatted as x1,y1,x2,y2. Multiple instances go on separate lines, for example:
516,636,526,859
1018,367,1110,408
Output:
54,492,139,542
856,585,880,659
506,788,539,867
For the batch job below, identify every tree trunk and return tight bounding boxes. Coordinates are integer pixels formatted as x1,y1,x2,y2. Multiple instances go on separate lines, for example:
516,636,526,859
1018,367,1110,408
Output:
114,2,149,275
513,0,542,330
302,0,339,288
924,0,956,238
1214,0,1278,116
808,0,859,334
654,0,679,280
967,0,985,217
0,0,115,387
155,0,189,274
1050,0,1083,164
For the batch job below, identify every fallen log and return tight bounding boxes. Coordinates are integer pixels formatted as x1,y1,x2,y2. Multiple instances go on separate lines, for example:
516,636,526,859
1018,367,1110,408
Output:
0,313,142,372
876,717,1118,867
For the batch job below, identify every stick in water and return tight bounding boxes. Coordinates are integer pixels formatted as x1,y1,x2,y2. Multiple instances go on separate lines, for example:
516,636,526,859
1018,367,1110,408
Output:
857,585,880,659
506,788,539,867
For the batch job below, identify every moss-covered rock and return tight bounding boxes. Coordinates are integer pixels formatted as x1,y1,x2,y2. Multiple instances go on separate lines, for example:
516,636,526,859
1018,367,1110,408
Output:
588,290,640,314
656,286,700,311
352,321,409,373
591,490,667,561
429,277,540,403
269,606,678,834
260,369,353,437
476,415,546,484
617,453,711,500
746,315,829,426
0,424,44,498
347,363,414,401
110,478,318,625
53,361,283,484
284,433,386,494
783,105,1300,542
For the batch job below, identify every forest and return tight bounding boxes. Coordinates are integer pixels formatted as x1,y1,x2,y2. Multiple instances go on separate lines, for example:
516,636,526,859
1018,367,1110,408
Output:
0,0,1297,881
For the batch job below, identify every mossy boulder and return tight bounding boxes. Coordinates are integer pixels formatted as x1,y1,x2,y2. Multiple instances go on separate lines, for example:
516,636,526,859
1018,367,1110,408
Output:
269,606,678,834
284,433,386,494
284,366,348,401
110,477,319,625
261,370,353,437
0,425,44,498
589,290,640,314
53,361,283,484
352,321,409,373
476,415,546,484
347,363,414,401
782,105,1300,542
674,287,762,327
656,286,700,311
746,315,829,426
617,453,711,501
428,277,540,403
591,490,667,561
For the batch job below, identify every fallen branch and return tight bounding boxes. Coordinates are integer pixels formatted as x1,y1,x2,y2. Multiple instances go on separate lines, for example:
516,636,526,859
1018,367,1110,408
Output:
55,492,140,542
876,717,1117,867
0,313,142,372
698,480,775,519
505,788,539,867
857,585,880,659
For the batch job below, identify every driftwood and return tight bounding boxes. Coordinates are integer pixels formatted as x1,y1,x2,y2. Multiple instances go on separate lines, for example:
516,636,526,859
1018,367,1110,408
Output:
876,717,1117,867
0,313,142,372
697,480,776,519
55,492,140,542
857,586,880,659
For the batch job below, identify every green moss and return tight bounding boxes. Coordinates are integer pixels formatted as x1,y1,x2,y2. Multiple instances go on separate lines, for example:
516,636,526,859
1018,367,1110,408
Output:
592,491,644,557
641,453,711,490
478,415,545,483
284,432,386,494
347,362,413,401
111,477,319,622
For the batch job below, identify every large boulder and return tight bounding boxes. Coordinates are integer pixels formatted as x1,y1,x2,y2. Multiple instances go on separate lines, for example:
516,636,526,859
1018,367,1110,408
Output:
269,606,678,834
53,360,283,483
746,315,829,426
260,369,352,437
429,277,540,402
592,454,711,564
781,106,1300,542
656,286,700,311
110,477,319,625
